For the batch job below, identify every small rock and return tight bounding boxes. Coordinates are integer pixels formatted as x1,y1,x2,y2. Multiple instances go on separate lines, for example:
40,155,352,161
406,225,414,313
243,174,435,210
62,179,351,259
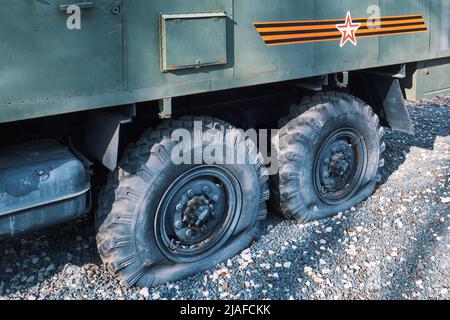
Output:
46,264,56,272
390,248,398,257
152,292,161,300
440,197,450,204
139,288,149,298
304,266,313,274
346,245,358,256
260,263,270,270
312,275,324,284
240,249,252,262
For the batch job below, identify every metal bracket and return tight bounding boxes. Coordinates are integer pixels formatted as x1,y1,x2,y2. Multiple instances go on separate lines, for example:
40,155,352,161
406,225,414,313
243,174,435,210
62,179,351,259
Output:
291,76,326,91
85,104,135,171
361,64,406,79
60,2,94,11
159,98,172,119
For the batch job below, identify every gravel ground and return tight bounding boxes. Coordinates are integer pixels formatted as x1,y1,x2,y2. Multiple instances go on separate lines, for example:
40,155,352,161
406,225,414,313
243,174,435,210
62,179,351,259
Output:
0,96,449,300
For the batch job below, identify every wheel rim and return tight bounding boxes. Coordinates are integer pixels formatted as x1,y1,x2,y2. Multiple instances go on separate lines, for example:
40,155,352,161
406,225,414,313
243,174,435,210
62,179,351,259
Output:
155,166,242,263
313,128,368,205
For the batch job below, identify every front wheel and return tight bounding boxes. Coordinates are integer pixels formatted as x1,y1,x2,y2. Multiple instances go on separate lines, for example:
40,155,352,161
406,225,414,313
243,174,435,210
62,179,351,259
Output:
271,92,385,222
96,117,268,287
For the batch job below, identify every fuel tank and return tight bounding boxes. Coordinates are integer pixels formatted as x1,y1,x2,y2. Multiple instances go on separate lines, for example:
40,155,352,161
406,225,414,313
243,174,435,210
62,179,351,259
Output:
0,140,90,238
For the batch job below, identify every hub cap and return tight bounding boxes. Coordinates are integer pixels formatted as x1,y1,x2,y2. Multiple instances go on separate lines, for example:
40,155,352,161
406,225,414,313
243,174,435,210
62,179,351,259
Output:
314,129,368,204
155,166,242,262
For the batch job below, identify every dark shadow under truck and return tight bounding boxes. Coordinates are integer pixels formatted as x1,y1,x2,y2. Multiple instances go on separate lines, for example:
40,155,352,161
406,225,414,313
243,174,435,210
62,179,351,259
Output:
0,1,449,287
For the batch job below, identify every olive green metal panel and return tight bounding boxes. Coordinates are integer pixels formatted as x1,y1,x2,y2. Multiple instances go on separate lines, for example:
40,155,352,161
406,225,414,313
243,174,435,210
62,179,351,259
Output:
0,0,449,124
160,13,227,72
314,1,379,65
435,0,450,52
125,0,234,93
421,57,450,94
0,0,123,108
379,0,431,60
405,57,450,100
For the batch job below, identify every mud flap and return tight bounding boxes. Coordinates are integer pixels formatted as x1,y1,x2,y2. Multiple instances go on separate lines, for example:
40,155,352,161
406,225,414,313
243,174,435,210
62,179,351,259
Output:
350,68,415,135
381,78,415,134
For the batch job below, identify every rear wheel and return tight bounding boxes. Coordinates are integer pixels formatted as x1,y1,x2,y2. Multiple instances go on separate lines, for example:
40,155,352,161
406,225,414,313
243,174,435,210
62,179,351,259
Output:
270,92,385,222
96,116,268,287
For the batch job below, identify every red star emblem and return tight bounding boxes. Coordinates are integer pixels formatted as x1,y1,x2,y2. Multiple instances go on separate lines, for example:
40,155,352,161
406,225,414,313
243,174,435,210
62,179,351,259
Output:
336,11,361,47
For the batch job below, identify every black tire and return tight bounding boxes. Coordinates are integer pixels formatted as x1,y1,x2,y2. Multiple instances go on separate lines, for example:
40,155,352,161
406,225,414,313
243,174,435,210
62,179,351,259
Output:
96,116,268,287
270,92,385,222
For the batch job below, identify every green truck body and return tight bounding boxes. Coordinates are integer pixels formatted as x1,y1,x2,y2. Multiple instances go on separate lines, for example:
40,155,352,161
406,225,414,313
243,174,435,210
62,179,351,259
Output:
1,0,449,124
1,0,449,287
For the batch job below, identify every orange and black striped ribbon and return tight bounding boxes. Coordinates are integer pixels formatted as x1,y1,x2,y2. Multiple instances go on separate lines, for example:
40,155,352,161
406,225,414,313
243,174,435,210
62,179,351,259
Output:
255,14,428,46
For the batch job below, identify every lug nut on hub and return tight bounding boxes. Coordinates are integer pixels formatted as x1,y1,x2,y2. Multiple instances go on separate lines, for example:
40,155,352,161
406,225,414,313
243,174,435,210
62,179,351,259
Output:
186,229,194,238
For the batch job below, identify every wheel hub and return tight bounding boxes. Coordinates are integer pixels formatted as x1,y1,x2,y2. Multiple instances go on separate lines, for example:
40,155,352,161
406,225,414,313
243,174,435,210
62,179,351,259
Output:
155,167,241,262
170,180,226,246
183,195,213,228
322,140,355,192
314,129,368,204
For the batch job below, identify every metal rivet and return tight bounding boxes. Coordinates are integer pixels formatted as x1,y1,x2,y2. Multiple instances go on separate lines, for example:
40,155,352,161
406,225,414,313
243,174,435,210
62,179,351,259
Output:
112,6,120,14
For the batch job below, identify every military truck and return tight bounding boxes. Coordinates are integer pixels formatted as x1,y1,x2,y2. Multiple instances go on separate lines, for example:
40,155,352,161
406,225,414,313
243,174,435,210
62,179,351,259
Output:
1,0,449,287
